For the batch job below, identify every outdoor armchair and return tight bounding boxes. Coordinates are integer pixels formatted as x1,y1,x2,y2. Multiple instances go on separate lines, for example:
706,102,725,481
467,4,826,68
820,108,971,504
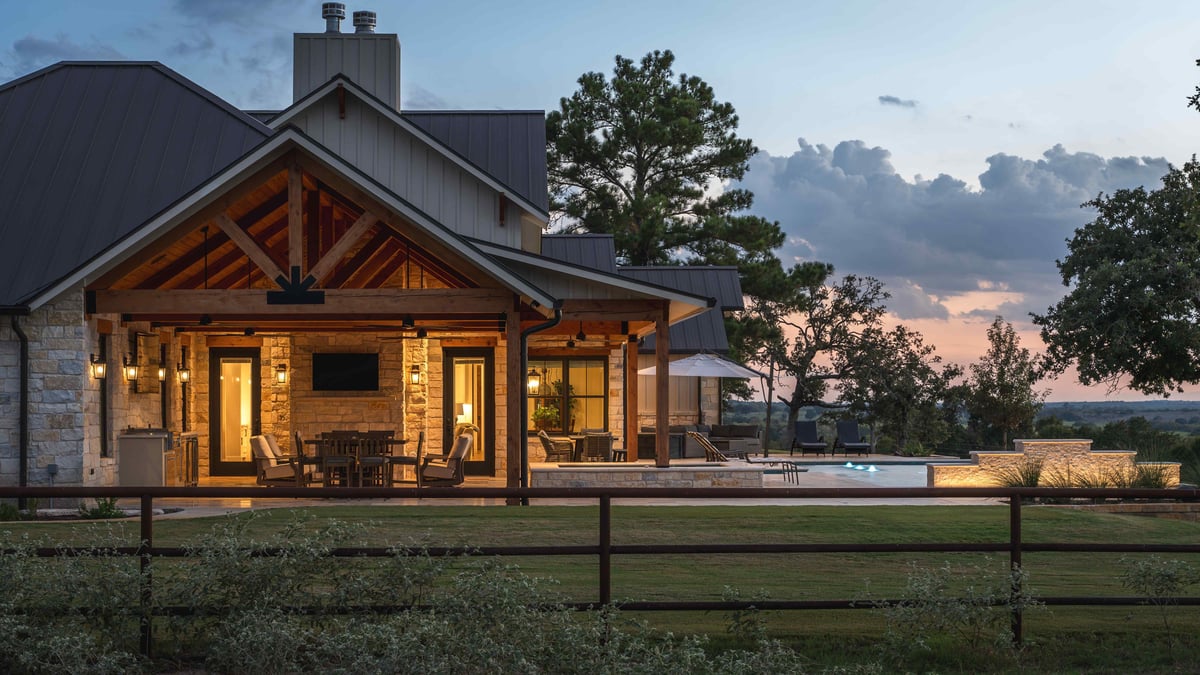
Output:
538,430,574,462
250,435,303,486
420,433,473,486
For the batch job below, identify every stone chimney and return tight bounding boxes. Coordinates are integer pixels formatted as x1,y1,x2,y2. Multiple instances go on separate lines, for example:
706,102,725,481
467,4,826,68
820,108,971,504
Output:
294,6,401,110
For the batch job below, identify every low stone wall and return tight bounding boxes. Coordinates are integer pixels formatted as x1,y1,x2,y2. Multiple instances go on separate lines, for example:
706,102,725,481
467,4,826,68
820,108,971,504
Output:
928,439,1181,487
531,463,763,489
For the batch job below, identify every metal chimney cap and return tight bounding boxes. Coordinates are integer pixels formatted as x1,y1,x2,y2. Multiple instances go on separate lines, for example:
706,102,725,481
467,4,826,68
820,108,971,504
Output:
353,10,377,33
322,2,346,33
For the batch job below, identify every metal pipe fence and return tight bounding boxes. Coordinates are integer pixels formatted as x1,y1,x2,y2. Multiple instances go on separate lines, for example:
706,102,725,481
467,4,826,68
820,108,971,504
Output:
2,485,1199,656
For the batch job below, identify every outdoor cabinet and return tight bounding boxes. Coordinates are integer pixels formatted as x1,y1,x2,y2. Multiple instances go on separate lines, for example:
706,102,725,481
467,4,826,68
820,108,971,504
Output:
118,429,177,486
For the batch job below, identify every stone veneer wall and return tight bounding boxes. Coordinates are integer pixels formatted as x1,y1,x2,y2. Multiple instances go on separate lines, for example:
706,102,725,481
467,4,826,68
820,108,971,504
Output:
531,464,763,489
928,438,1182,487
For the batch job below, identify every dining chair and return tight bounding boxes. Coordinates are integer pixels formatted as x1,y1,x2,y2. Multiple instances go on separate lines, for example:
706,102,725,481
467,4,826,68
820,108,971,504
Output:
581,433,613,462
356,436,392,487
320,436,358,487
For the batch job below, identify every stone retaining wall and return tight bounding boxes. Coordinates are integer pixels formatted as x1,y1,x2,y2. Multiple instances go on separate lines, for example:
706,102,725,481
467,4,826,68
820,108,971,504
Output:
928,438,1181,487
531,464,763,489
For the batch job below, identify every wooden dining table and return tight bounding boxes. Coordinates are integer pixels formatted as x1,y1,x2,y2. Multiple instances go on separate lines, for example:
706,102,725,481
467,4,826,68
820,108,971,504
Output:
301,437,413,487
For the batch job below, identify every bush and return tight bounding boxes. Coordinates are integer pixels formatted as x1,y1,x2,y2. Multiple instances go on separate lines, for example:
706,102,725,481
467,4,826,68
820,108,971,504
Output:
78,497,126,520
1120,555,1200,661
989,459,1043,487
870,559,1041,667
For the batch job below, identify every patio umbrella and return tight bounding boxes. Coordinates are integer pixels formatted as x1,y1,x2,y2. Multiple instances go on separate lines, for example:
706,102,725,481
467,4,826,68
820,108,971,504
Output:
637,353,764,379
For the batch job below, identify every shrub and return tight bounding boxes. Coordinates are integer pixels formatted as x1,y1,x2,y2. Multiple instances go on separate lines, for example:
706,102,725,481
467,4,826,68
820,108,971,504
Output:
78,497,126,519
870,559,1041,665
1120,555,1200,661
989,459,1043,487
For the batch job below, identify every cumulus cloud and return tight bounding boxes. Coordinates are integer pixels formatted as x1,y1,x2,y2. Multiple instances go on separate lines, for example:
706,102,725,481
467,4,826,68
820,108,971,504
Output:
5,35,123,76
739,139,1171,323
878,95,917,108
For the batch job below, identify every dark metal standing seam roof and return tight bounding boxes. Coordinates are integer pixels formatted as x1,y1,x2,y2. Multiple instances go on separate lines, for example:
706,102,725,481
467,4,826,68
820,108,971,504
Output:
0,62,271,306
403,110,549,214
619,266,745,354
539,234,618,274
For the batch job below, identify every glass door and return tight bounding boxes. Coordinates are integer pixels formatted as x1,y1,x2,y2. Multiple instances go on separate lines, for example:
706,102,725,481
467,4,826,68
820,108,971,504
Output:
208,347,260,476
442,348,494,476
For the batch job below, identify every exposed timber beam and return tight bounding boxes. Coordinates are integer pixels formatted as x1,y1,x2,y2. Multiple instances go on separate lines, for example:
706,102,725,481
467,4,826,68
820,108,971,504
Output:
308,211,379,286
214,213,286,286
92,288,517,316
560,299,670,322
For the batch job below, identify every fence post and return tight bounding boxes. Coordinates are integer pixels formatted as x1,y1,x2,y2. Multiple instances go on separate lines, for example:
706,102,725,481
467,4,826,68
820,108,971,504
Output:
1009,491,1023,646
599,495,611,606
139,494,154,657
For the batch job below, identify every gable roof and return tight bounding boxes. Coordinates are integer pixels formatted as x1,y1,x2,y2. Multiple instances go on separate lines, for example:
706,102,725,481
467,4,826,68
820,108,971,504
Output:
404,110,548,214
270,76,549,219
45,125,558,313
0,62,271,306
620,266,745,354
540,234,618,274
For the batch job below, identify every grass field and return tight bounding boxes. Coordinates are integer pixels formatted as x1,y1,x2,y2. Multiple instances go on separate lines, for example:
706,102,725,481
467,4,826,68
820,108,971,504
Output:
4,504,1200,673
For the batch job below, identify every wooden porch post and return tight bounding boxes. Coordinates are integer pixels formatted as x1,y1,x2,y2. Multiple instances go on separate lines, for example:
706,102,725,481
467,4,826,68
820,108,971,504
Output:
505,304,523,498
655,304,670,468
625,336,639,462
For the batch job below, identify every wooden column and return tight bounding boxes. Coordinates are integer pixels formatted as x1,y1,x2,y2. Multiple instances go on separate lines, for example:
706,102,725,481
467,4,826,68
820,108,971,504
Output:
287,162,303,274
655,305,670,468
625,336,639,462
505,304,523,497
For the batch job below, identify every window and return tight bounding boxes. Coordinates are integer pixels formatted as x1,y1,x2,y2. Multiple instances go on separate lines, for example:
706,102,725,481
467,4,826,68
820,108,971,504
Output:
528,357,606,433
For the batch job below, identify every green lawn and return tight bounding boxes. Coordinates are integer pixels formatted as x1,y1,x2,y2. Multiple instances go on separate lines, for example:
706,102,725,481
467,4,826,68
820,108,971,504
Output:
5,504,1199,673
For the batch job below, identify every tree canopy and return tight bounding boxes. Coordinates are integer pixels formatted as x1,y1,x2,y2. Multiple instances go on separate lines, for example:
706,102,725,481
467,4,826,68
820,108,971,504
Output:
968,317,1045,448
1033,158,1200,396
546,49,784,270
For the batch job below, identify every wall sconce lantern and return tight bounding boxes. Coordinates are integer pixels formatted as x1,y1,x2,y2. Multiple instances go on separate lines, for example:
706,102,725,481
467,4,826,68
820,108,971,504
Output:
177,363,191,383
158,364,167,381
89,354,107,380
275,363,289,384
526,368,540,394
123,356,140,383
409,364,423,385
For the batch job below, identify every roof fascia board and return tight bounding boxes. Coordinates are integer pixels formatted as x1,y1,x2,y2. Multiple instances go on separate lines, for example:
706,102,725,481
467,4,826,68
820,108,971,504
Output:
270,76,548,220
30,128,557,313
475,240,714,309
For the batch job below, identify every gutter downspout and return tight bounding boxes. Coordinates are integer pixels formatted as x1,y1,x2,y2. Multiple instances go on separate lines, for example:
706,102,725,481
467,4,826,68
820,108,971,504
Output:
519,306,562,506
7,312,30,509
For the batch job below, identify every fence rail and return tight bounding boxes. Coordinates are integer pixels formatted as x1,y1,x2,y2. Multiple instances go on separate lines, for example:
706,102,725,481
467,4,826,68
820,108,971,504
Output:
3,485,1200,656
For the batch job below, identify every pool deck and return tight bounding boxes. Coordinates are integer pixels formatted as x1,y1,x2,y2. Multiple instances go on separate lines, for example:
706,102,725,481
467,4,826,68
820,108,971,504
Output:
88,454,990,519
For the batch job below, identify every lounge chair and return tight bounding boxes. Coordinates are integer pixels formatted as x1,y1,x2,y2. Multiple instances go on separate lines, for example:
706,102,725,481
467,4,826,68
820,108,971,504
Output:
687,431,732,462
833,420,871,456
538,430,574,462
420,433,472,486
789,421,827,456
250,435,302,486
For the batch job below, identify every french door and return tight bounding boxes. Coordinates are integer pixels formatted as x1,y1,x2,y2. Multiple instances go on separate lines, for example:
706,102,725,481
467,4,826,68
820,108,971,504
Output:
442,348,495,476
208,347,260,476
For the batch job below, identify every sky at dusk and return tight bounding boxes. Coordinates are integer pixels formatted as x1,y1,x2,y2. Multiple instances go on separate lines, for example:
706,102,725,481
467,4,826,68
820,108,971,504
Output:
2,1,1199,401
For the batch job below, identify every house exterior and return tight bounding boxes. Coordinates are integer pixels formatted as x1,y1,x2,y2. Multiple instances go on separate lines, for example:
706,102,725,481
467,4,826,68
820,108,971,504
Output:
0,8,744,491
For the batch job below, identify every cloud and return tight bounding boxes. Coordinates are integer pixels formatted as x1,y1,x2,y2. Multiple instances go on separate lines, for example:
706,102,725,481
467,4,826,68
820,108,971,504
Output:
5,34,123,76
403,84,450,110
738,139,1171,323
878,94,917,108
170,32,215,56
172,0,296,25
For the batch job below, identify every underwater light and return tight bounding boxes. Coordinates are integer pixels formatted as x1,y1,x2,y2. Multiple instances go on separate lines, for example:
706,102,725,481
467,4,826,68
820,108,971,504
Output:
854,464,865,470
867,465,878,472
844,462,854,468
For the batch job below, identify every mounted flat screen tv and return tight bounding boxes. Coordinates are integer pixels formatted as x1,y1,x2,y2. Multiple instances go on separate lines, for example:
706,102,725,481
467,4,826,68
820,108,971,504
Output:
311,353,380,391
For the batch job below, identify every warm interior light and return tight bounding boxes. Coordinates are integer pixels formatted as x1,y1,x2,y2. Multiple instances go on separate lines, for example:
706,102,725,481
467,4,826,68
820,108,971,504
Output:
275,363,288,384
177,364,190,383
157,365,167,381
89,354,107,380
526,368,540,394
409,364,421,385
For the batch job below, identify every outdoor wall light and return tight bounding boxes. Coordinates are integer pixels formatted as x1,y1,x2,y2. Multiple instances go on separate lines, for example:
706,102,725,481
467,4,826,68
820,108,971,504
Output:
275,363,288,384
177,363,191,383
89,354,107,380
409,364,423,385
123,356,140,382
526,368,540,394
158,364,167,381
